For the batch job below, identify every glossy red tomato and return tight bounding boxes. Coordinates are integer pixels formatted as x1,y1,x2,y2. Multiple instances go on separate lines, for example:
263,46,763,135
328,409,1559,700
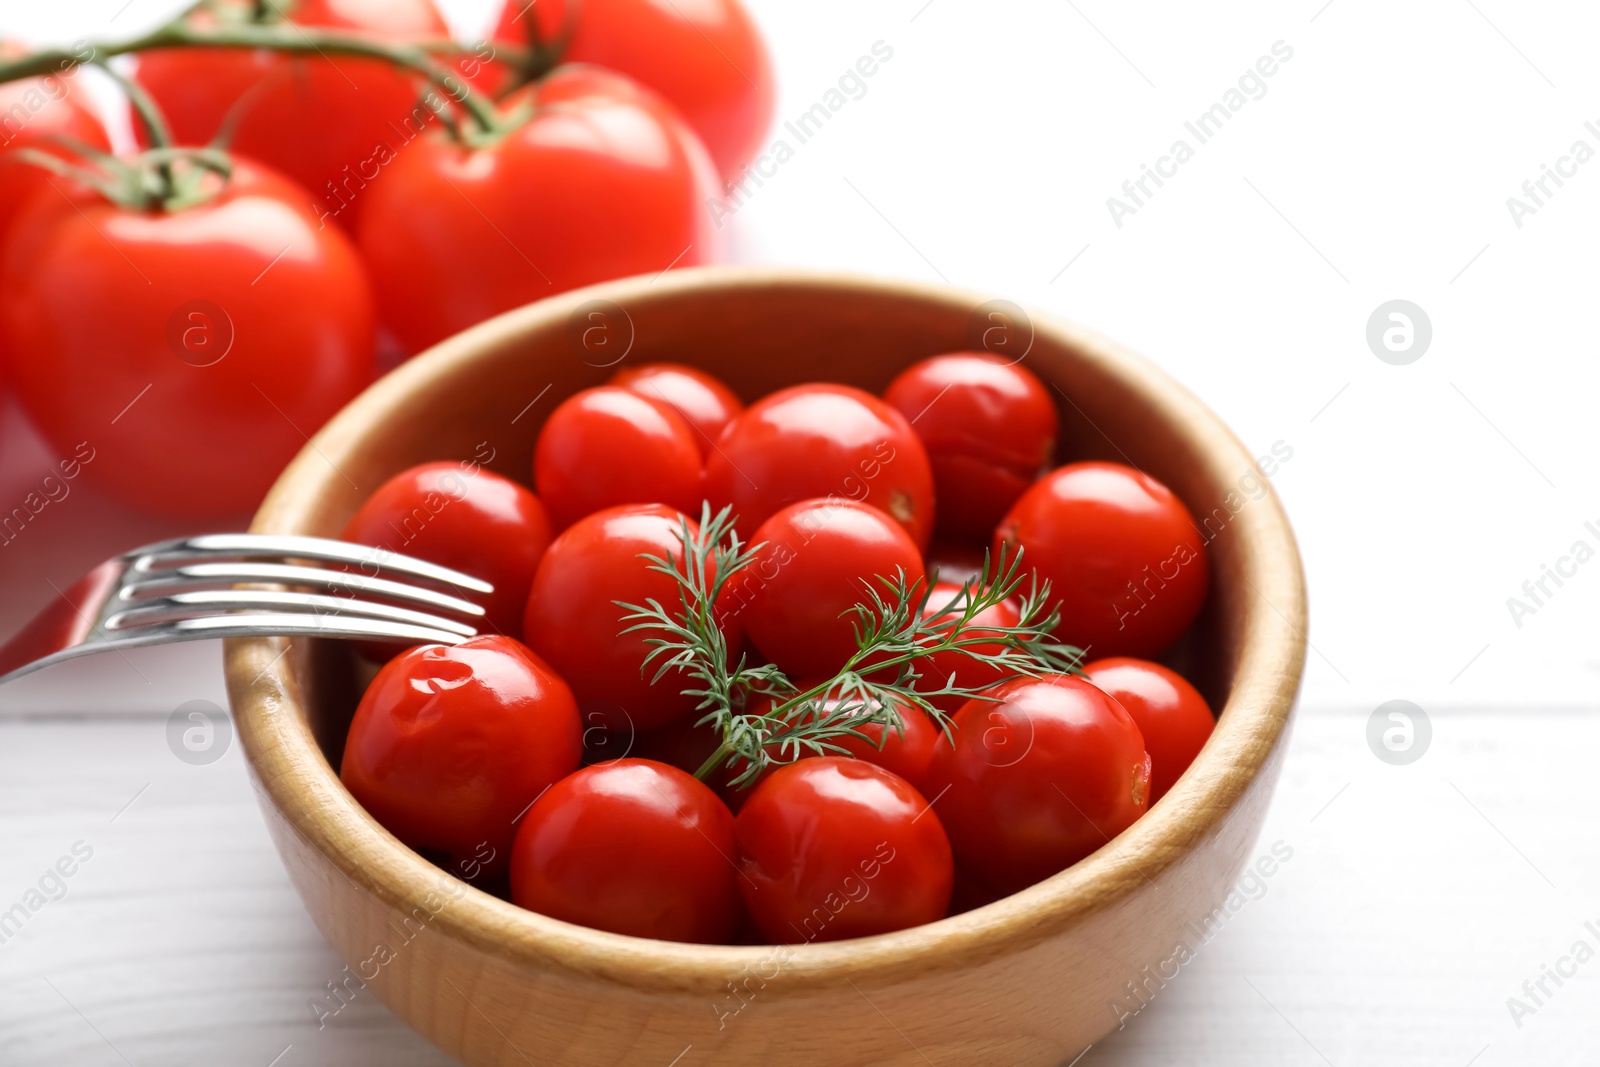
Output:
340,635,582,883
634,717,762,812
705,384,936,550
134,0,451,229
356,67,721,355
343,460,553,638
735,758,951,943
533,386,703,529
728,499,925,678
638,686,938,811
1082,657,1214,804
0,160,374,516
0,46,110,246
923,539,989,589
926,675,1149,895
523,504,713,732
915,581,1022,714
803,688,939,793
883,353,1057,542
510,758,742,942
996,462,1208,658
609,362,743,458
727,686,939,799
491,0,774,181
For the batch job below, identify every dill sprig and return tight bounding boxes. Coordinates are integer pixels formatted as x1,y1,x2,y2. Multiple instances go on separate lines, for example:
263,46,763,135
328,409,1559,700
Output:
617,504,1084,788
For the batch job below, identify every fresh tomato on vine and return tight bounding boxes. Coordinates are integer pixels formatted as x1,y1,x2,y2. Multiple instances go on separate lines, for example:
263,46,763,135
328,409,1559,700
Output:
134,0,454,230
0,152,375,516
0,41,110,246
487,0,775,182
357,65,722,354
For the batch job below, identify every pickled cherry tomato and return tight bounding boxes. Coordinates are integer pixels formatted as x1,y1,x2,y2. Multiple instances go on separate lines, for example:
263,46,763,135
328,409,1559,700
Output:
343,461,552,639
729,498,925,678
533,386,703,529
523,504,714,732
510,758,743,943
735,758,952,943
914,581,1023,714
609,362,743,458
1082,657,1214,804
997,462,1208,658
705,384,935,550
884,353,1057,542
926,674,1149,895
340,636,582,882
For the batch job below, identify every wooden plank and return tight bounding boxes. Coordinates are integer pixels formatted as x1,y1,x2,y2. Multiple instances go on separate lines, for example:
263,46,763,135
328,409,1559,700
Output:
4,707,1598,1064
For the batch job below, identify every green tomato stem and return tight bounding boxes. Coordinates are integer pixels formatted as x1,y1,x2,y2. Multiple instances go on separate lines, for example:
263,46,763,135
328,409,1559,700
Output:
0,20,502,138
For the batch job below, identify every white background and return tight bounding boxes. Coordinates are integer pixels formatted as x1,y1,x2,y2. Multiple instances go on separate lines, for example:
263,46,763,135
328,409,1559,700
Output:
2,1,1599,1064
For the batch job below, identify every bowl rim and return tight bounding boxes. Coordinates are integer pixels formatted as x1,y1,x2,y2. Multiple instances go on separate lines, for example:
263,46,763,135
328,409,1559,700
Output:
227,265,1307,994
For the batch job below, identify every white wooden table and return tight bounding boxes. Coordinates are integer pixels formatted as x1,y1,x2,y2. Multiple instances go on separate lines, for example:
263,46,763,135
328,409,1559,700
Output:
5,0,1600,1062
5,700,1598,1065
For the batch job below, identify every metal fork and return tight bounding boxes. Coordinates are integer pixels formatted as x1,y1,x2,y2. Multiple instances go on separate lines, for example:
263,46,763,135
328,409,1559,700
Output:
0,534,494,685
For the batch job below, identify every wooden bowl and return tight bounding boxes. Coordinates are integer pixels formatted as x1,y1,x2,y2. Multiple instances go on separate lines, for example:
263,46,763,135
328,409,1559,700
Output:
224,267,1306,1067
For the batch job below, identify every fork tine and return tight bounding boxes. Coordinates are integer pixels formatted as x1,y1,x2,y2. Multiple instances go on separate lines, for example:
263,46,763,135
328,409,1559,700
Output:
103,589,481,638
161,614,473,644
120,562,487,619
127,533,494,595
103,613,474,649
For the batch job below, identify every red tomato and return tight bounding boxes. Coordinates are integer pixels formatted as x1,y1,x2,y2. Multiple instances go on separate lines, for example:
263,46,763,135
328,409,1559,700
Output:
705,384,936,550
134,0,451,229
510,758,742,942
923,539,989,589
641,687,937,811
947,866,1005,916
609,362,743,458
636,716,758,810
342,460,553,638
0,45,110,246
340,635,582,883
0,160,375,516
802,687,940,793
914,581,1022,715
735,758,952,943
356,67,721,355
726,686,940,800
996,462,1208,658
1082,657,1214,804
523,503,712,732
728,499,925,679
533,386,703,529
882,353,1057,542
492,0,775,181
926,675,1150,895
